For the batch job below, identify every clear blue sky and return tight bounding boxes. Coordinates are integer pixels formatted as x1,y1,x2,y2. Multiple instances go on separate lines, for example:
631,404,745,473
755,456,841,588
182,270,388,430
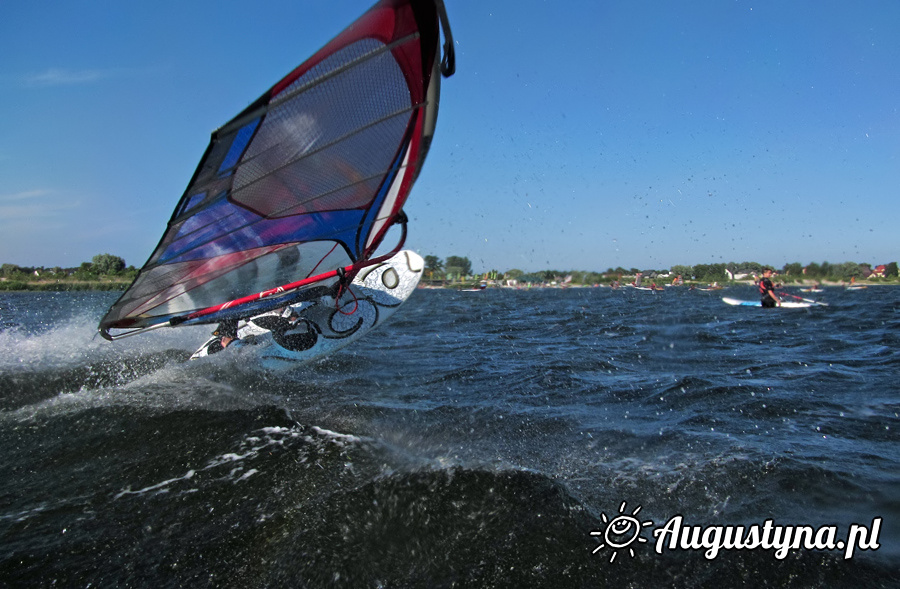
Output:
2,0,898,273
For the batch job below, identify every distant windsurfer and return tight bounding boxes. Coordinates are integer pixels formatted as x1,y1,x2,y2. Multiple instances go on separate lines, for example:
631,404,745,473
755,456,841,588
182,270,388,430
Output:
759,268,781,308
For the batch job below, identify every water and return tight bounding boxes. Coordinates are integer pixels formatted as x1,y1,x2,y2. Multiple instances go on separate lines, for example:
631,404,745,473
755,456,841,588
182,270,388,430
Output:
1,287,898,587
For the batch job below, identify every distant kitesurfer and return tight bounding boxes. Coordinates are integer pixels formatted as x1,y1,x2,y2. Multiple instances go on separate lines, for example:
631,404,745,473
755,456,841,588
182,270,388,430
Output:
759,268,781,308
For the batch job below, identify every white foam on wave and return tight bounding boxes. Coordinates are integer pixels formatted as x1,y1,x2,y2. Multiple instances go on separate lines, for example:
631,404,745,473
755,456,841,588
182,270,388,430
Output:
0,311,207,371
0,315,105,370
111,423,365,500
114,470,197,499
311,425,363,444
0,306,290,419
3,364,271,423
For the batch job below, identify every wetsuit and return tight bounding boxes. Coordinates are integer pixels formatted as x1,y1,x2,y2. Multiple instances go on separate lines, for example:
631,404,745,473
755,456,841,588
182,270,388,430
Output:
759,277,777,308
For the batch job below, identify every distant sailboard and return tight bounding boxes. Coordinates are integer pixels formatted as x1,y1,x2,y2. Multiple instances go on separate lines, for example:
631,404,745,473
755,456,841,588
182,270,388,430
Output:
99,0,455,363
722,297,818,308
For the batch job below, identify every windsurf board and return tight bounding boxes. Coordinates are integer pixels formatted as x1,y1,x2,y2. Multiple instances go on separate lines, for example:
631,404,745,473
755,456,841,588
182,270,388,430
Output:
722,297,812,308
191,250,423,368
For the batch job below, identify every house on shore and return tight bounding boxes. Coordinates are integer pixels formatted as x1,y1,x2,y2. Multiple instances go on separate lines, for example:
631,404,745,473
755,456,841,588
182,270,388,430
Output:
725,269,752,281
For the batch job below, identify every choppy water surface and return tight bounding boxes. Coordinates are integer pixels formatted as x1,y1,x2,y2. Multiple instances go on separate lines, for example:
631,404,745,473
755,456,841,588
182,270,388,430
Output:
1,287,898,587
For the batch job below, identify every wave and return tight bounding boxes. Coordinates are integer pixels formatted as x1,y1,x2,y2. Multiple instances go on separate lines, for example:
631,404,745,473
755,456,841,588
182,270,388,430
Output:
2,399,897,587
3,289,900,586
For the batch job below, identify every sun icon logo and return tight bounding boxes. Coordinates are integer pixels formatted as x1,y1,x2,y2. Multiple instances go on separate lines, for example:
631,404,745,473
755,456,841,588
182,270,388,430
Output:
590,501,654,562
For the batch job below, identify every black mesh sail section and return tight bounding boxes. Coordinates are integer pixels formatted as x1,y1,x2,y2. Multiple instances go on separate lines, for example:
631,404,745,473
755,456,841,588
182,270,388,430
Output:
231,40,412,219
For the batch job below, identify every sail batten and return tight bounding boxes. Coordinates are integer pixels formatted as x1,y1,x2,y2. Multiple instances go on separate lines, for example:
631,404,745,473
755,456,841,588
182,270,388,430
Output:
99,0,454,340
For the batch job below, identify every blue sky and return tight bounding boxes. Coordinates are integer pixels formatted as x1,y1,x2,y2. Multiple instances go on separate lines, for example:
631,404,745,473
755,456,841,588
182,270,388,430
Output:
2,0,898,273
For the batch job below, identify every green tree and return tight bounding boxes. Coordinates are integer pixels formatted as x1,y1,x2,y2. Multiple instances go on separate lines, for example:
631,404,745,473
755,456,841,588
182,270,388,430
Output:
885,262,898,278
540,270,564,282
859,263,873,278
693,263,726,282
92,253,126,275
519,273,543,284
445,256,472,278
670,264,692,278
1,263,24,278
73,262,96,280
783,262,803,276
444,266,464,280
424,255,444,278
836,261,862,280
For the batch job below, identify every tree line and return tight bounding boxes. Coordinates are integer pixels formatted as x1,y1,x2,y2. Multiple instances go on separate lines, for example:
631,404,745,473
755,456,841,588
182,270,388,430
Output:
0,254,138,290
4,253,897,291
663,261,897,283
424,255,473,281
423,256,899,285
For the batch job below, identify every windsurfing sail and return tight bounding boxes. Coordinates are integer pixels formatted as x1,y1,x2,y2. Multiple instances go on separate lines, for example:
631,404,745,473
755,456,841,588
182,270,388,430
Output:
99,0,455,340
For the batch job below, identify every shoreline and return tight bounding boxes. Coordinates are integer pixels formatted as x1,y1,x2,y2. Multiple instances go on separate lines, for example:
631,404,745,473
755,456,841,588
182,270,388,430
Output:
0,280,131,292
3,278,897,293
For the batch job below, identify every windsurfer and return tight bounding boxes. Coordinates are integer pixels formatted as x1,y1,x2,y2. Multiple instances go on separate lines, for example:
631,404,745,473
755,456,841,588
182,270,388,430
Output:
208,307,314,355
759,268,781,308
208,319,241,354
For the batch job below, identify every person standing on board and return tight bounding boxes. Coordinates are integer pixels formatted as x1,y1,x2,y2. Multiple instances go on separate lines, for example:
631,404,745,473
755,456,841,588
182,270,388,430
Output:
759,268,781,308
